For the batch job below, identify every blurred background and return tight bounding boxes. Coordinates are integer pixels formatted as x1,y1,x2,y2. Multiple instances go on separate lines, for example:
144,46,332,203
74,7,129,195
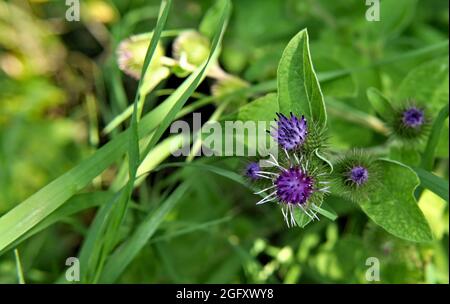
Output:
0,0,448,283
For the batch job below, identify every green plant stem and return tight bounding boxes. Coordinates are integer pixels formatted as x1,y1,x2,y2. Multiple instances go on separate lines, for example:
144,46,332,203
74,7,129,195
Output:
14,249,25,284
421,104,449,171
326,98,390,135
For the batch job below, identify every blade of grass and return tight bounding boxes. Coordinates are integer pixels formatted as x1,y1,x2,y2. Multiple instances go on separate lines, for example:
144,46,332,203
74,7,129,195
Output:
14,249,25,284
421,104,449,171
99,182,190,283
148,215,233,244
140,0,231,160
80,0,173,283
81,0,231,282
413,167,449,202
0,192,113,256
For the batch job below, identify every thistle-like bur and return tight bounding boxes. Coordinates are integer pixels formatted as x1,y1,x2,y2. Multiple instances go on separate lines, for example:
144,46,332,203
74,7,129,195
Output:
117,33,165,79
246,112,330,228
172,30,211,68
390,102,430,141
332,150,379,203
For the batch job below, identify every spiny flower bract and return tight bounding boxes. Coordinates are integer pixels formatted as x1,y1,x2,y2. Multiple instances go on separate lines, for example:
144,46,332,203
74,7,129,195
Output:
332,150,379,202
390,102,430,141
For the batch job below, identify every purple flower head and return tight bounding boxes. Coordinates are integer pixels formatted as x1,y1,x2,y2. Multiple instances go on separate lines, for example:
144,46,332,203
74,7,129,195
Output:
348,166,369,186
275,167,314,205
271,113,308,150
245,162,261,180
402,107,424,128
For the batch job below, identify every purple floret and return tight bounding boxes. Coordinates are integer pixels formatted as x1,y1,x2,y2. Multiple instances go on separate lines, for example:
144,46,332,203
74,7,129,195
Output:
402,107,424,128
275,167,314,205
245,162,261,180
349,166,369,186
271,113,308,150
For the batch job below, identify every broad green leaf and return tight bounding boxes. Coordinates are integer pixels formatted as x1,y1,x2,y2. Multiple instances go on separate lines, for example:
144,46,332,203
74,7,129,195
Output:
277,29,327,129
397,57,449,112
314,57,357,98
366,87,395,119
237,93,278,122
396,56,449,157
358,159,433,242
367,0,417,39
389,145,421,167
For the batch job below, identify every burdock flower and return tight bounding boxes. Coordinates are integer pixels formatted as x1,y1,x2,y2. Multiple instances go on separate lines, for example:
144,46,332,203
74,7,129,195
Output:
332,150,379,202
252,153,329,227
402,107,424,128
245,162,261,181
173,30,210,68
391,103,429,141
270,112,308,151
117,33,165,79
348,166,369,186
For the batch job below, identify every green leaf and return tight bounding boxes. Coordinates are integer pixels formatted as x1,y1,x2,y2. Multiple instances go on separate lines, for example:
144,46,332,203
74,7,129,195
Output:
277,29,326,129
0,192,112,256
358,159,433,242
366,87,394,119
199,0,227,39
368,0,417,39
237,93,278,122
389,145,421,167
413,167,449,202
421,104,449,170
314,57,357,98
397,56,449,112
397,56,449,157
79,0,232,282
311,203,338,221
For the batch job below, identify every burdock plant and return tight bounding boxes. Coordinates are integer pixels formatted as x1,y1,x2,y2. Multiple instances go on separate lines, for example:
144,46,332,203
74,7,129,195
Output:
331,150,379,203
246,112,330,227
391,103,430,141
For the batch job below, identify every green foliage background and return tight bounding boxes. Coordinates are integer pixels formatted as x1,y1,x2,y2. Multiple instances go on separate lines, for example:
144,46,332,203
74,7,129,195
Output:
0,0,448,283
